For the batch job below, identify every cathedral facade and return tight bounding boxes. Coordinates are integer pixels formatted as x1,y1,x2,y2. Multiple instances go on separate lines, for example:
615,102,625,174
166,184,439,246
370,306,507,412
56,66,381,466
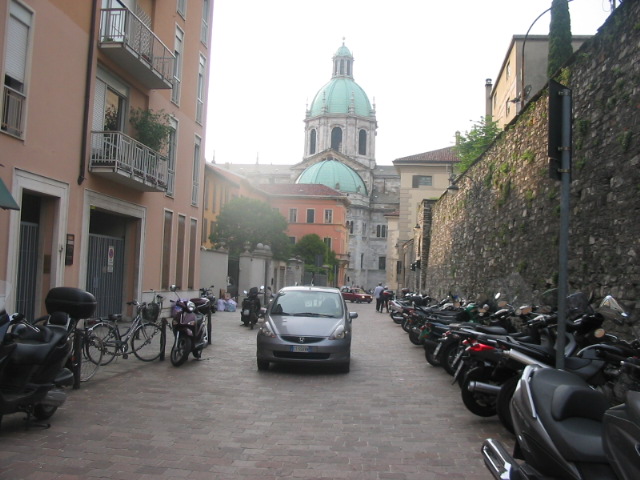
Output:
223,43,400,290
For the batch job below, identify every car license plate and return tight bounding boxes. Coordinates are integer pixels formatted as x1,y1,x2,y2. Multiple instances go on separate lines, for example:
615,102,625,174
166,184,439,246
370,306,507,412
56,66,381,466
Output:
290,345,312,353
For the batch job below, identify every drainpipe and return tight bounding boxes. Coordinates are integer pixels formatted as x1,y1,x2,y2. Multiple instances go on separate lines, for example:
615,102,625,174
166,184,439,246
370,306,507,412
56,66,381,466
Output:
78,0,99,185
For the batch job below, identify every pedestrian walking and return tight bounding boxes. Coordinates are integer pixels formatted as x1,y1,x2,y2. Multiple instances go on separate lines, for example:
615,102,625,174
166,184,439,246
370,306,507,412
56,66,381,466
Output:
381,287,393,313
373,283,385,312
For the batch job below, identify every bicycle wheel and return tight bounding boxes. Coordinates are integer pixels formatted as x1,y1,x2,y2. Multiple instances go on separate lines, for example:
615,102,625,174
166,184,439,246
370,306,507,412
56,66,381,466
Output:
89,322,119,365
81,332,103,381
131,322,162,361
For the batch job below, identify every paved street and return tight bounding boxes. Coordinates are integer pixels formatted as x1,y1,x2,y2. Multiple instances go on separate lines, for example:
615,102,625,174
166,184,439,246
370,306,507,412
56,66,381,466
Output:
0,301,513,480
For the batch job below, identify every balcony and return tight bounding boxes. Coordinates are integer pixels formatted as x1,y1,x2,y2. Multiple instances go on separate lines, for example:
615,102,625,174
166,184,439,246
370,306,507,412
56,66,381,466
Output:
89,131,168,193
98,8,174,90
1,85,25,138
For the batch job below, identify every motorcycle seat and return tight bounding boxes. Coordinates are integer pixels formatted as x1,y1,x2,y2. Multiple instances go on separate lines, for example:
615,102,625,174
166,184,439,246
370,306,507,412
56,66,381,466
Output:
11,326,68,365
531,367,608,463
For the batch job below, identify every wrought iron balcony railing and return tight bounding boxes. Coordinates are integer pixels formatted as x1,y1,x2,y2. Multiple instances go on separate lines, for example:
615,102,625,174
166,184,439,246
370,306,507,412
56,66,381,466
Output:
98,8,174,90
1,85,25,138
90,131,168,192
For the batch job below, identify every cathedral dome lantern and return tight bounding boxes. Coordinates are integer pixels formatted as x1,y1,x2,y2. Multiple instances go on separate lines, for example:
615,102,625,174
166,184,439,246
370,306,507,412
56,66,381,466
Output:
307,42,375,118
304,42,377,167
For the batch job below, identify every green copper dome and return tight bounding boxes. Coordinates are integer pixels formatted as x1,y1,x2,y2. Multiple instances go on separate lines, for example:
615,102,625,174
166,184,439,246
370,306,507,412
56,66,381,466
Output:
308,42,373,118
309,79,372,117
296,160,368,195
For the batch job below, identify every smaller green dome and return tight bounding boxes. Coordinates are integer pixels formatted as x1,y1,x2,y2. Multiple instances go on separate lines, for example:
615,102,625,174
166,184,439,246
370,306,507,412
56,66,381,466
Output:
297,160,368,195
335,44,352,57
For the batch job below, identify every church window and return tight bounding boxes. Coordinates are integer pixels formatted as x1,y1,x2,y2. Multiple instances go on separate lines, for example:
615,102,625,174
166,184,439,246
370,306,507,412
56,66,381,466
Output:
306,209,315,223
376,225,387,238
331,127,342,151
412,175,432,187
378,257,386,270
324,209,333,224
358,129,367,155
346,220,353,234
309,129,316,155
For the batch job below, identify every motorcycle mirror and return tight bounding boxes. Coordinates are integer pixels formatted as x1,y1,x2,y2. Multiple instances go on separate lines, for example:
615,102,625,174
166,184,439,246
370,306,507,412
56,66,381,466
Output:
170,285,177,292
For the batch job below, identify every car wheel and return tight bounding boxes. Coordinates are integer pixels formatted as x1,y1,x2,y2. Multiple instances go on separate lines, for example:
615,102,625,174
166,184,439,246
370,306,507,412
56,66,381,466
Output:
338,362,350,373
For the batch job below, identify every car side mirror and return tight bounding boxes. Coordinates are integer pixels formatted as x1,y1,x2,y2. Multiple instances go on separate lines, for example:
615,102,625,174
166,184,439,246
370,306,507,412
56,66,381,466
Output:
349,312,358,320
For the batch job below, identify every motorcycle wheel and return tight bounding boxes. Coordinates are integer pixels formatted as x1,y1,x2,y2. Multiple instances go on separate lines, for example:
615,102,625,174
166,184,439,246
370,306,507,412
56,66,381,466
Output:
401,318,412,333
33,404,57,420
408,329,424,345
496,374,519,434
391,314,403,325
425,344,441,366
439,340,463,376
170,336,192,366
460,367,498,417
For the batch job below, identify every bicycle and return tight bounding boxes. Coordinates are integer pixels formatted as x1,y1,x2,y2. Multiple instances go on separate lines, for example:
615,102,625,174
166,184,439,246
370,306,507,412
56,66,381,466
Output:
69,319,104,382
89,296,164,365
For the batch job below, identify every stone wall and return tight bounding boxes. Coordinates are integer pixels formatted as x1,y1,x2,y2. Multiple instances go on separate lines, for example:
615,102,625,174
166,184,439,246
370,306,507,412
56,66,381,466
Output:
424,0,640,333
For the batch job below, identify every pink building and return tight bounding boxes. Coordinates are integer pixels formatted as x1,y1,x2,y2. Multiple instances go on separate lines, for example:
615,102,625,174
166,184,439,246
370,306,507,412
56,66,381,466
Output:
1,0,213,318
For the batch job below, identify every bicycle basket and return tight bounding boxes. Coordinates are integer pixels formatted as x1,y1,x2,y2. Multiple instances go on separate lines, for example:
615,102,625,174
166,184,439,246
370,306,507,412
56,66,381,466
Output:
143,302,160,321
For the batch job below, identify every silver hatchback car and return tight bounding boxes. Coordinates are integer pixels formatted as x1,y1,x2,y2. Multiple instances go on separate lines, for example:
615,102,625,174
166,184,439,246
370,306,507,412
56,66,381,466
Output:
256,286,357,372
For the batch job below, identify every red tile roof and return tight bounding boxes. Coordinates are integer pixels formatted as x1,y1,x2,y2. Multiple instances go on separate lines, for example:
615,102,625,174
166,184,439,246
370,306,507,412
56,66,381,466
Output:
393,146,459,164
258,183,346,197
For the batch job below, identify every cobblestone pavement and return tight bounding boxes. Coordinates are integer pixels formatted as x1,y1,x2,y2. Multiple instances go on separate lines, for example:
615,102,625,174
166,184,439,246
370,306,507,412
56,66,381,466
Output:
0,301,514,479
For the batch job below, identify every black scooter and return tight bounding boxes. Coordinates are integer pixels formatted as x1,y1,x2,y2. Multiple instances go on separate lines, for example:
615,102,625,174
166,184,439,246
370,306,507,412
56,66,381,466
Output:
169,285,208,366
1,286,96,430
482,363,640,480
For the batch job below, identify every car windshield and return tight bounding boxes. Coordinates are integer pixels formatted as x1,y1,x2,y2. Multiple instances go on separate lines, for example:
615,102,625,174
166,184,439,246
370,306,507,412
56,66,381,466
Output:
270,291,344,318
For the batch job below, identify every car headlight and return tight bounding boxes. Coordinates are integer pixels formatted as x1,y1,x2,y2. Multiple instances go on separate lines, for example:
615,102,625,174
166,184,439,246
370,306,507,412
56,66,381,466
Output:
258,322,276,338
329,324,348,340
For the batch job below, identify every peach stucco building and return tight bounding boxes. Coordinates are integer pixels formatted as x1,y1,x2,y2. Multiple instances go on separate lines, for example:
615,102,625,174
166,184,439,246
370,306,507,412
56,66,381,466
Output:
1,0,213,318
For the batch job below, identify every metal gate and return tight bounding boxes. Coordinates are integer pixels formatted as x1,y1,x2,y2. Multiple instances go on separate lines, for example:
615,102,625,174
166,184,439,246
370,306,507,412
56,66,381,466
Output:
16,221,38,320
86,234,125,318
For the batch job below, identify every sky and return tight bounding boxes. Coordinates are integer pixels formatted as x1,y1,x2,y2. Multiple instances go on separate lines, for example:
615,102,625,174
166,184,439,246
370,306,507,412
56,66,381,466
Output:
205,0,615,166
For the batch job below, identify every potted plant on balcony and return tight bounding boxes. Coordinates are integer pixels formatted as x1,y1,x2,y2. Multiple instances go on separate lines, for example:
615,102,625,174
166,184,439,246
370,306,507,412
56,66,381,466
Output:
129,107,172,153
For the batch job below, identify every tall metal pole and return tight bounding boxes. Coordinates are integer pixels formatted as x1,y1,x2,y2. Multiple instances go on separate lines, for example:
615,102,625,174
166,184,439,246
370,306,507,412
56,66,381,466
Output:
555,86,572,370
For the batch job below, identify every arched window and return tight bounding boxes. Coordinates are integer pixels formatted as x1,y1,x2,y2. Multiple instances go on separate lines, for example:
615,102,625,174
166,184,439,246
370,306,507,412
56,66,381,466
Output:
358,129,367,155
309,129,316,155
331,127,342,151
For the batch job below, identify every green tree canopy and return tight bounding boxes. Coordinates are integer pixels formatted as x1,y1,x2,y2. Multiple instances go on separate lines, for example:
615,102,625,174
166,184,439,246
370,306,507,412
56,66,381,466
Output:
453,116,500,174
548,0,573,77
292,234,329,266
209,197,292,260
292,233,338,283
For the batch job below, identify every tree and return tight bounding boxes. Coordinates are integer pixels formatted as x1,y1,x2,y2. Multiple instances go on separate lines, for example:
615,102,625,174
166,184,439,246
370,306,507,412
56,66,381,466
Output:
293,234,328,266
548,0,573,78
209,197,292,260
453,116,500,174
293,234,339,282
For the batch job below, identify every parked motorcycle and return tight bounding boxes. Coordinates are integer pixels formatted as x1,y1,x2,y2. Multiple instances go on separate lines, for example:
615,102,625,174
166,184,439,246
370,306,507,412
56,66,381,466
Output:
169,285,208,366
1,285,96,429
241,287,261,330
191,285,215,345
482,363,640,480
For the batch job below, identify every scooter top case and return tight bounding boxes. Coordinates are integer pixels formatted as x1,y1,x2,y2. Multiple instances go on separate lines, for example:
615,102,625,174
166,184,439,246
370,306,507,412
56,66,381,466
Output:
45,287,96,319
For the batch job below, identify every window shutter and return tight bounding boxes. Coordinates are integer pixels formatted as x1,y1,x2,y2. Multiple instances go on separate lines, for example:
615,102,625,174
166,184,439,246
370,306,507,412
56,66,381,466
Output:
6,13,29,85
